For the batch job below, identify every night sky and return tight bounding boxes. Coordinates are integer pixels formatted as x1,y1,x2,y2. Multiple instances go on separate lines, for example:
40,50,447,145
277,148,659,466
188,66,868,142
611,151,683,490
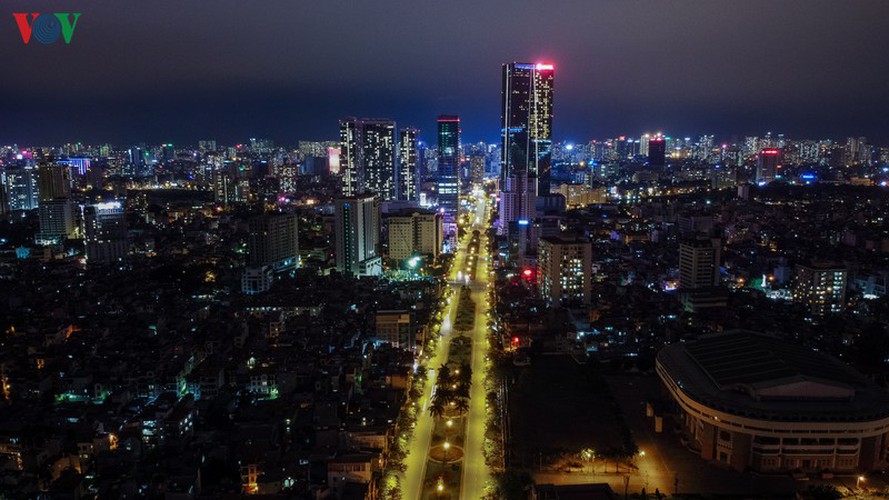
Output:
2,0,889,146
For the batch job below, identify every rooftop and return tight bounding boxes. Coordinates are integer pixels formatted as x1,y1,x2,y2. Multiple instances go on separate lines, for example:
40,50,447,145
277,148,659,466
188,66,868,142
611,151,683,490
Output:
657,330,889,422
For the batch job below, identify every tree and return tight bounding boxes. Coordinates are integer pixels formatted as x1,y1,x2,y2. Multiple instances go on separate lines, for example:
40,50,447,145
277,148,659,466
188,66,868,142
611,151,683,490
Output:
458,362,472,388
453,397,470,414
429,399,446,419
437,364,452,387
809,485,841,500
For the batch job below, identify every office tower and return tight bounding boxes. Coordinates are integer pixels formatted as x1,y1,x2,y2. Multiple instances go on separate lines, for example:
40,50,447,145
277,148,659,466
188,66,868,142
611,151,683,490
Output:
247,213,300,272
249,138,274,154
335,195,382,276
648,137,666,165
37,162,71,202
470,155,485,184
793,262,848,316
501,62,554,195
387,210,444,262
498,171,536,234
3,167,39,211
161,144,175,162
436,116,460,212
679,237,721,289
846,137,869,165
640,134,651,157
398,128,419,201
37,199,76,245
537,236,592,307
84,200,128,265
128,144,148,176
339,118,398,200
198,140,217,153
756,149,780,183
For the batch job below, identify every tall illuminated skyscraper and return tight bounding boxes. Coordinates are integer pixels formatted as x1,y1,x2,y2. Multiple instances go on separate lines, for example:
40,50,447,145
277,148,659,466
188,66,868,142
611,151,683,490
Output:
436,115,460,212
398,128,419,201
500,62,554,194
339,118,398,200
84,200,128,265
335,195,382,277
2,167,39,211
756,149,780,183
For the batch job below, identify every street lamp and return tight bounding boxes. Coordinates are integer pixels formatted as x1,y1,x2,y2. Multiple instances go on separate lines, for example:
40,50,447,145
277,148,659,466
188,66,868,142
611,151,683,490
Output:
857,475,865,489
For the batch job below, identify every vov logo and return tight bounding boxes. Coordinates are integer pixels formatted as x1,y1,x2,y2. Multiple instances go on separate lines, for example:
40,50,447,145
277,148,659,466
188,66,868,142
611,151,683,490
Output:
13,13,82,45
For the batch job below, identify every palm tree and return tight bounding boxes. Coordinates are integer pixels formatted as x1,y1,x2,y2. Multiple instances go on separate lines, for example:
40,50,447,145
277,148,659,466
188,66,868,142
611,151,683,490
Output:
437,364,452,387
458,363,472,388
429,399,446,419
453,397,470,414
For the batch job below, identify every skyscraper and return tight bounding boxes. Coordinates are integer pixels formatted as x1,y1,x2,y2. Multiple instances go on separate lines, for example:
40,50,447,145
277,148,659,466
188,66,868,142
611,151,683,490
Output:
436,116,460,212
398,128,419,201
500,62,554,194
37,199,76,245
648,137,666,166
247,213,300,272
84,200,128,265
537,236,592,307
335,195,382,277
679,237,721,289
339,118,398,200
2,167,39,211
756,149,780,183
37,162,71,202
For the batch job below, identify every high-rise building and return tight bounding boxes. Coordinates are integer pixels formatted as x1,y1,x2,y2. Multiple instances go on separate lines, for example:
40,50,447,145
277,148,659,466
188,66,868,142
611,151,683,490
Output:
335,195,382,277
37,199,76,245
793,262,847,316
2,167,39,211
375,310,416,350
398,128,419,201
339,118,398,200
247,213,300,272
437,116,460,212
679,237,721,289
498,171,536,234
469,155,485,185
756,149,780,183
501,62,554,195
640,134,651,157
84,200,128,265
198,140,217,153
537,236,592,307
387,210,444,262
37,162,71,202
648,137,666,166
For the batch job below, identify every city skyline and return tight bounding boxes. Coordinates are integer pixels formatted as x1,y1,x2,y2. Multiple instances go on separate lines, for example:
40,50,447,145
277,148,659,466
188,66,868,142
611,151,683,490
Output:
2,1,889,144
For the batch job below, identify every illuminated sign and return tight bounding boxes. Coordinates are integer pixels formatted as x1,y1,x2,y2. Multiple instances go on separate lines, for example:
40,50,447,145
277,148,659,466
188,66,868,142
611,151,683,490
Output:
517,219,530,226
762,149,780,156
94,201,122,211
